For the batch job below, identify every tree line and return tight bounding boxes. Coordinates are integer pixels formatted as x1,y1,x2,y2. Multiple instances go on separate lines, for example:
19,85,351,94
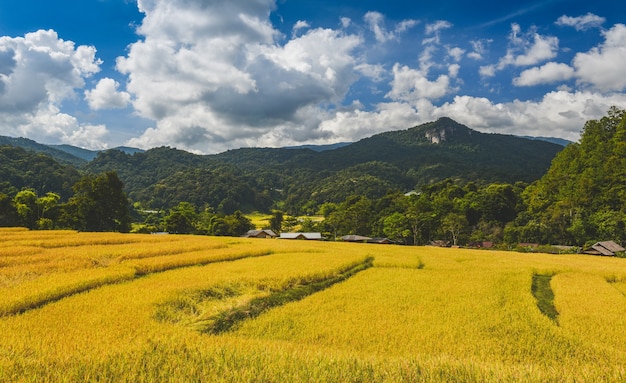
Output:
1,108,625,248
0,171,131,232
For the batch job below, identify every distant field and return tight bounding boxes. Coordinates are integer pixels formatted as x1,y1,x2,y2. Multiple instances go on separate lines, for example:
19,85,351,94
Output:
2,228,626,382
246,212,324,230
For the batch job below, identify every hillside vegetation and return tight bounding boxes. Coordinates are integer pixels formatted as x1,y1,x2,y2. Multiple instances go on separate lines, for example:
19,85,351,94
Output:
2,229,626,381
4,110,626,247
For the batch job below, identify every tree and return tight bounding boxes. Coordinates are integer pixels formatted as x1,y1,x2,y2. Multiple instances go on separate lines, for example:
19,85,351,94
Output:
14,189,38,229
269,210,284,233
0,193,18,227
282,216,299,232
164,202,198,234
36,192,60,229
442,212,468,246
68,172,131,232
405,193,434,245
210,211,254,236
515,107,626,245
383,212,411,244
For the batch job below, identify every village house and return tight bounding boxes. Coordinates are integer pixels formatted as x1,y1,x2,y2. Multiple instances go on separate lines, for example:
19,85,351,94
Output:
341,235,372,242
279,232,322,240
584,241,625,256
241,229,277,239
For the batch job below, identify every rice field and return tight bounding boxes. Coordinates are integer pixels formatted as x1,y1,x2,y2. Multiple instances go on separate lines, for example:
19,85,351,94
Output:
1,228,626,381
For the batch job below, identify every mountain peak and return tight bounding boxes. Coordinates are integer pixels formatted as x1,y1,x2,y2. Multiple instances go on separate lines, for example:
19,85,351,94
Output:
423,118,472,144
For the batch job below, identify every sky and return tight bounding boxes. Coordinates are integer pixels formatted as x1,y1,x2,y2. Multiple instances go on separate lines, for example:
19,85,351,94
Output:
0,0,625,154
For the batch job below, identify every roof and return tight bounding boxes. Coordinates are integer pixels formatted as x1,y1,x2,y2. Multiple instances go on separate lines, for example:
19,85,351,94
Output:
242,229,277,238
279,232,322,240
341,235,372,242
368,237,394,244
587,241,625,256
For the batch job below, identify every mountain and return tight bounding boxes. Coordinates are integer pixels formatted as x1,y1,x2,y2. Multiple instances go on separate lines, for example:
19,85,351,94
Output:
48,144,99,161
85,117,562,213
521,136,572,147
0,145,81,199
0,136,86,167
283,142,351,152
0,135,144,164
2,117,564,214
49,145,145,161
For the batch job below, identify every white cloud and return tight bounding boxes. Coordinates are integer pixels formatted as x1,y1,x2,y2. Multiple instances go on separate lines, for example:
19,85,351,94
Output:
315,90,626,145
468,39,491,60
364,12,395,43
292,20,310,37
486,24,559,76
513,62,575,86
447,47,465,62
85,78,131,110
386,63,454,103
448,64,460,78
512,33,559,66
479,64,496,77
396,19,419,34
432,91,626,140
364,11,417,43
119,0,366,153
317,102,420,142
556,13,605,31
0,29,107,149
573,24,626,92
425,20,452,35
423,20,452,45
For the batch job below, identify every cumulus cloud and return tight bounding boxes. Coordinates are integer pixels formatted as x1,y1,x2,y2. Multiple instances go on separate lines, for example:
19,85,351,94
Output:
119,0,366,153
386,63,454,103
0,29,107,149
513,62,575,86
433,91,626,140
573,24,626,92
447,47,465,62
85,78,131,110
556,13,605,31
481,24,559,76
316,90,626,145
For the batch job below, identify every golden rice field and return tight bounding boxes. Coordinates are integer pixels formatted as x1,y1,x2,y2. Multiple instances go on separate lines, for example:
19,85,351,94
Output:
2,228,626,382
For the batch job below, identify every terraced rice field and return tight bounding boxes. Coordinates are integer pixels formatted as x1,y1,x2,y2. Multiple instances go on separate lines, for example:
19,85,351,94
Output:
1,228,626,382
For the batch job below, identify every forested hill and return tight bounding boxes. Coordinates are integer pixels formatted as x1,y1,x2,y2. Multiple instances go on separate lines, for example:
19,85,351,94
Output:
0,136,86,167
82,117,563,213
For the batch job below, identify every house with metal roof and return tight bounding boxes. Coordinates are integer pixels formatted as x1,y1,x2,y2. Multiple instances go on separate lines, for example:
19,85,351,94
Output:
279,232,322,240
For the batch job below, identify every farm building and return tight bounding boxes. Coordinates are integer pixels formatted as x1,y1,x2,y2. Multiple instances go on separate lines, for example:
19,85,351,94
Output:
241,229,277,239
279,232,322,240
340,235,393,244
368,237,394,244
584,241,625,256
341,235,372,242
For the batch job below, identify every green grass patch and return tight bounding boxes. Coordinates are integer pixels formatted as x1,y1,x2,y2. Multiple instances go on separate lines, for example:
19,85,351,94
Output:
531,273,558,323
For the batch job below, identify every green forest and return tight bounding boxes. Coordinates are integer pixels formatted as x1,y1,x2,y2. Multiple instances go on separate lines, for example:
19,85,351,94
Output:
1,109,625,249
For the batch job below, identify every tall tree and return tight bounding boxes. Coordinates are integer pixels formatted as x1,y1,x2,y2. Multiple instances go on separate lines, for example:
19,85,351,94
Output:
520,107,626,245
164,202,198,234
14,189,38,229
68,172,131,232
0,193,18,227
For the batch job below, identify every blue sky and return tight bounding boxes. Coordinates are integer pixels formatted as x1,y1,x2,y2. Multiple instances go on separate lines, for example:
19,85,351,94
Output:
0,0,625,153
